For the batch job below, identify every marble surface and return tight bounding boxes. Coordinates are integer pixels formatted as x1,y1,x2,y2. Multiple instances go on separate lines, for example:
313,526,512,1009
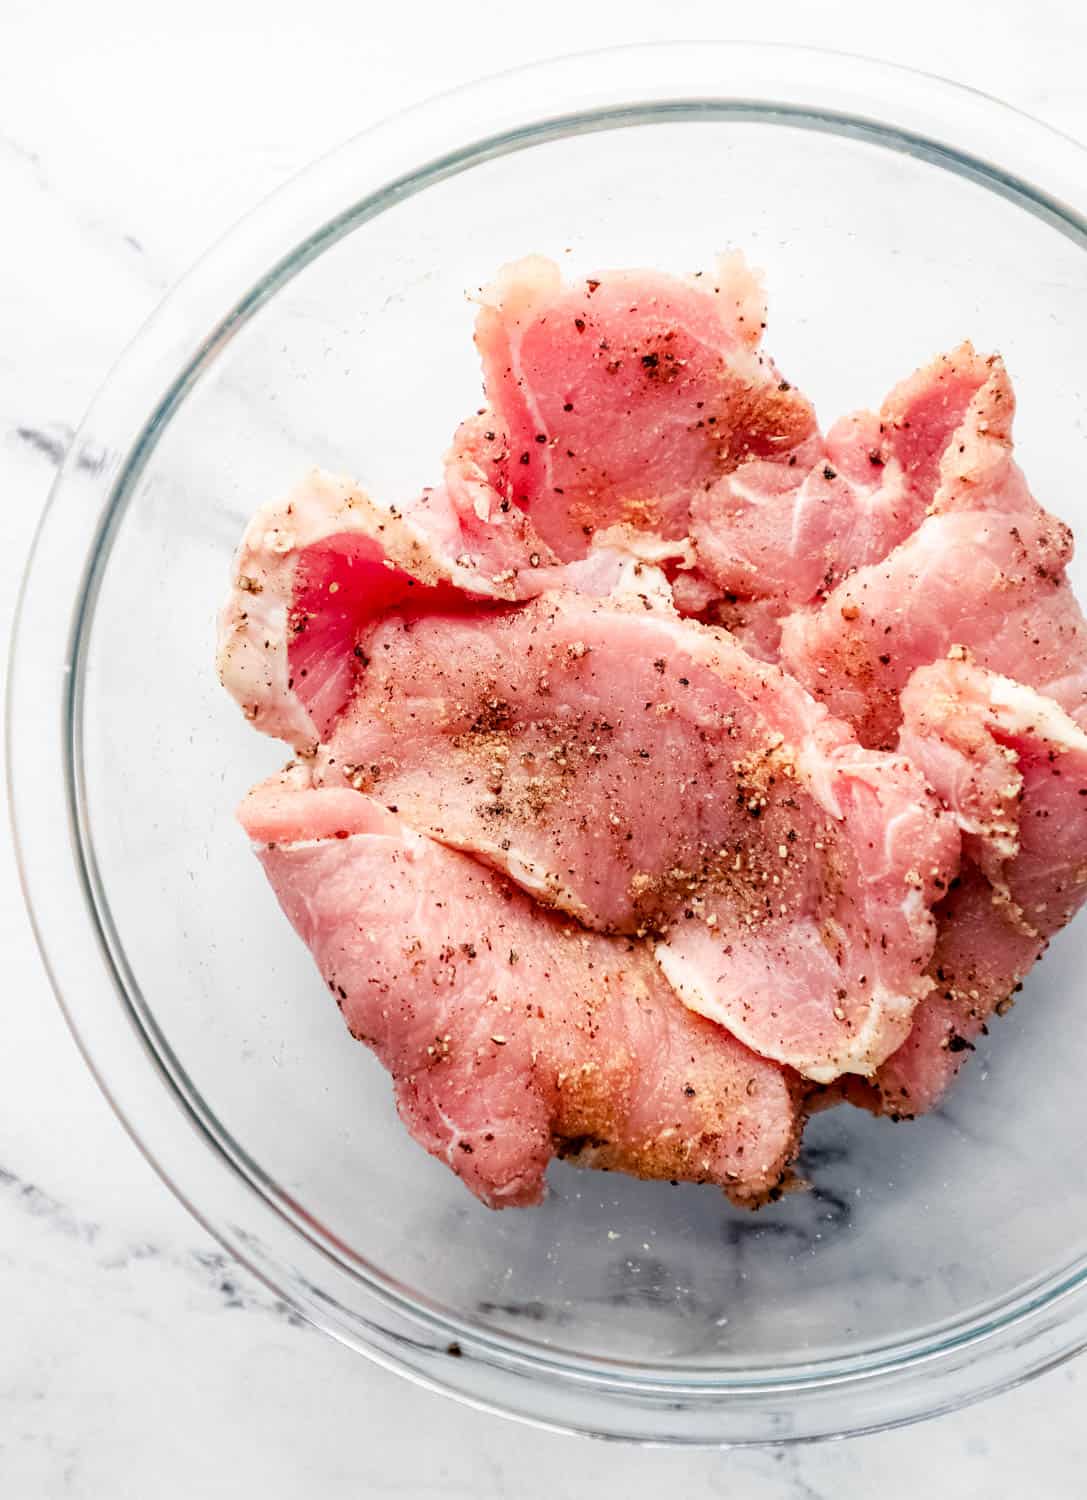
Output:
3,1,1087,1493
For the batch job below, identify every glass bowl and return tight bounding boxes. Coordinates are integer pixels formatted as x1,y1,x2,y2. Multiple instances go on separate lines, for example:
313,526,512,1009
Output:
10,42,1087,1445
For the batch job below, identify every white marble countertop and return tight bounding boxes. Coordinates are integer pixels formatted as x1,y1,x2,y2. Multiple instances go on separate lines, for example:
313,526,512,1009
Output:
3,2,1086,1493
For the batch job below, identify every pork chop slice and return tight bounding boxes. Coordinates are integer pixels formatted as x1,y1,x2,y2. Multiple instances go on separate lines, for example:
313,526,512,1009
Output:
777,348,1087,747
470,253,816,563
314,590,958,1082
689,344,1008,617
238,770,803,1208
216,466,562,749
218,255,814,745
874,660,1087,1114
779,507,1087,750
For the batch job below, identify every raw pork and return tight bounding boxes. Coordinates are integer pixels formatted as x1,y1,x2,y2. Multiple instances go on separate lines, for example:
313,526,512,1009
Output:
220,250,1087,1207
240,770,802,1207
217,467,560,749
779,352,1087,747
781,507,1087,750
689,344,1006,618
876,659,1087,1114
218,257,817,750
315,588,959,1082
470,253,816,562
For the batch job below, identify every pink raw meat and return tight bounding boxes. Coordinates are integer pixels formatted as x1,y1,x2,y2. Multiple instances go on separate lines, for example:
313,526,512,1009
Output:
875,659,1087,1114
217,464,683,751
314,588,959,1082
217,256,817,748
470,253,816,562
779,351,1087,748
217,467,564,749
689,344,1005,616
668,571,788,663
220,251,1087,1200
239,770,803,1207
780,507,1087,749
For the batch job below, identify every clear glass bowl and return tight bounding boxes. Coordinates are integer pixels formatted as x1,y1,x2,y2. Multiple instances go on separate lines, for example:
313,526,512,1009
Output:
10,43,1087,1444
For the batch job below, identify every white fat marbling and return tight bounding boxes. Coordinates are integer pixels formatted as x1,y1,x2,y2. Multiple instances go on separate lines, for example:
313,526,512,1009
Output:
3,1,1087,1494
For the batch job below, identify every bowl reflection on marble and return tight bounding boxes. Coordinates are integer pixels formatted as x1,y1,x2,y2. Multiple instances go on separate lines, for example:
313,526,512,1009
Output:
10,43,1087,1444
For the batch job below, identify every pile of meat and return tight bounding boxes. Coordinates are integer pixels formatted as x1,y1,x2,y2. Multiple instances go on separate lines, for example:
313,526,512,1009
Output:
219,252,1087,1210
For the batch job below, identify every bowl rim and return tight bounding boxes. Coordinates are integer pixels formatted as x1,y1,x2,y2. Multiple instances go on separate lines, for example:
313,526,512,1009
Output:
9,39,1087,1445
